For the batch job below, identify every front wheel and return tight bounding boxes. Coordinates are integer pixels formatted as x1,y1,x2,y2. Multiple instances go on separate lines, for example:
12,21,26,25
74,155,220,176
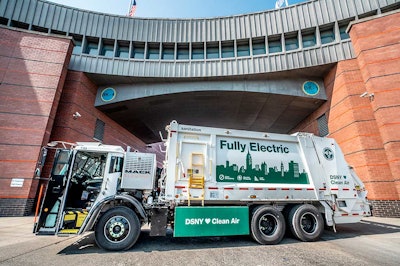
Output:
95,206,141,251
288,204,324,242
250,206,286,245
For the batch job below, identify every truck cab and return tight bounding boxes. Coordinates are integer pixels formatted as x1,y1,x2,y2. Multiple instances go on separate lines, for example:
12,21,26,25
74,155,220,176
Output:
34,142,126,236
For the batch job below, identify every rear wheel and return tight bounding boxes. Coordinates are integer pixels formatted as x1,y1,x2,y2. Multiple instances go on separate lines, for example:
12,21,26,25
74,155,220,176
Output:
95,206,141,251
250,206,286,245
288,204,324,242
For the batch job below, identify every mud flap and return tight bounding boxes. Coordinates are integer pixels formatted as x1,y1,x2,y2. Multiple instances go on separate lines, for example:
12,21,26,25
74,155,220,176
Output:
150,208,168,236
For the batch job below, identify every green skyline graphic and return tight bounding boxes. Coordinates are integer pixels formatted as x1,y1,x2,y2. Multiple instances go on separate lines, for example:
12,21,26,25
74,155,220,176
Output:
216,151,309,184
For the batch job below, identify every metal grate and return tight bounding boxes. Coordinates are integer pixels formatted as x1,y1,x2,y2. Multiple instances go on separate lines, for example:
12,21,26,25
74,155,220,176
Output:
94,119,105,141
124,154,155,173
121,152,156,190
317,114,329,137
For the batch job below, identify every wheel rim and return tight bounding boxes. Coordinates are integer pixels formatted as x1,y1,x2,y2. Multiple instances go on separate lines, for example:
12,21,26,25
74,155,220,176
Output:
104,215,130,243
300,212,317,234
259,214,278,236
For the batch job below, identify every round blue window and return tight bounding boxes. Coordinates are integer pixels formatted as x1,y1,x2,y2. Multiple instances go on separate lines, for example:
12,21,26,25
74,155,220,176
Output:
101,87,116,102
302,81,320,96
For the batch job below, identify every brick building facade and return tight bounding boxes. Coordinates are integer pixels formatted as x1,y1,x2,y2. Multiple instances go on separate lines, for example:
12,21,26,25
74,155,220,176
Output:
293,12,400,217
0,27,161,216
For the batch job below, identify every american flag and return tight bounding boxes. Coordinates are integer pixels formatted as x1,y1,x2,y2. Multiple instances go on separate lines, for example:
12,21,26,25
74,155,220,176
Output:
275,0,289,9
128,0,137,17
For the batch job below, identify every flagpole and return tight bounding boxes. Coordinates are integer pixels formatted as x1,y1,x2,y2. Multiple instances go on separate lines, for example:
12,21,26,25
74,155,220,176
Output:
128,0,132,14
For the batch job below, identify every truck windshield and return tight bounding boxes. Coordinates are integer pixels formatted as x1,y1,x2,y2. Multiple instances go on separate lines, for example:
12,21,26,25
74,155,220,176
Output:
73,151,106,178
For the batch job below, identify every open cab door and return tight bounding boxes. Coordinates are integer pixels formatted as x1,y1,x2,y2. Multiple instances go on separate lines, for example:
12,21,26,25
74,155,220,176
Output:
34,144,112,236
34,149,72,235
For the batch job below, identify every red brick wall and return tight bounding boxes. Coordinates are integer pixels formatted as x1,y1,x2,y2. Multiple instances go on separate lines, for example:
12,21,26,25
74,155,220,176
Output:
0,27,72,216
328,60,396,201
294,12,400,216
349,12,400,202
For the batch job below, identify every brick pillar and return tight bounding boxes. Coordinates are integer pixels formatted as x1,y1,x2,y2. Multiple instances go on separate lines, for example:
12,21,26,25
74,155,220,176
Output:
348,12,400,217
0,28,72,216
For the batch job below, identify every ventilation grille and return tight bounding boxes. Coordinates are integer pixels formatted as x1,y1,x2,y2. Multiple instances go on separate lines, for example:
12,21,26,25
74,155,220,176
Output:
94,119,105,141
317,114,329,137
121,152,156,190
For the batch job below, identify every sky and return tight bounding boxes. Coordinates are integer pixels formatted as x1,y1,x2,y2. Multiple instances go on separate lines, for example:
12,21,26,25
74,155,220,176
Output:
47,0,308,19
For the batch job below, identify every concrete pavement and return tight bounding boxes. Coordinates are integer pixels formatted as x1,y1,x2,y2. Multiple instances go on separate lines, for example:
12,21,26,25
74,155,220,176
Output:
0,215,399,265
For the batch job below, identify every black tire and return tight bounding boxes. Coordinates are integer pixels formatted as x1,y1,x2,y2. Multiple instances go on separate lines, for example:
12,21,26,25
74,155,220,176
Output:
250,206,286,245
95,206,141,251
288,204,324,242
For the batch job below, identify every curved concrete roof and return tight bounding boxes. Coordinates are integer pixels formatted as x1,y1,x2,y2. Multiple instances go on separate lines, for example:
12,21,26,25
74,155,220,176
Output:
1,0,399,80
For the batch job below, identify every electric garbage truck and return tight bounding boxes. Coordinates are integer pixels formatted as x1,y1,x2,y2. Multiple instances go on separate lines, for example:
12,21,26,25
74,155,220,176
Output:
33,121,370,250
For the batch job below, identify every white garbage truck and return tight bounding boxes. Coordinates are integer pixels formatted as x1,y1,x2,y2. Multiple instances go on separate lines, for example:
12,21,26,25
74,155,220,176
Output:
34,121,370,250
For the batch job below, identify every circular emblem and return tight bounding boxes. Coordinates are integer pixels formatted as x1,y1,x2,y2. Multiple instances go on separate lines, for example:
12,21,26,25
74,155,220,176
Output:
219,174,225,181
323,147,334,161
101,87,116,102
302,81,320,96
237,175,242,181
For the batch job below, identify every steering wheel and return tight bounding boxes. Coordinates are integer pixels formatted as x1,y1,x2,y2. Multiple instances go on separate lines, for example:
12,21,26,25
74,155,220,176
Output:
71,169,92,184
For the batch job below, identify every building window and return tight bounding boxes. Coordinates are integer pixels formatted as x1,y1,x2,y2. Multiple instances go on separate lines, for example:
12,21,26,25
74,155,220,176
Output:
10,20,29,30
101,39,115,57
358,10,377,19
320,25,335,44
132,42,145,59
0,17,8,26
71,35,83,54
339,25,349,40
252,38,266,55
285,33,299,51
302,30,316,48
94,119,105,142
146,43,160,60
51,30,67,36
237,40,250,57
381,3,400,13
84,38,99,55
116,41,130,58
317,114,329,137
192,43,204,60
177,44,189,60
338,20,353,40
73,40,83,54
268,35,282,53
206,42,219,59
162,44,174,60
32,25,48,33
221,41,234,58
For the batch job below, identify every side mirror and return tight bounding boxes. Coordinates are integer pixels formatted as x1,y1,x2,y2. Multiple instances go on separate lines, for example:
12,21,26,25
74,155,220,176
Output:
35,147,47,178
34,168,41,177
39,148,48,167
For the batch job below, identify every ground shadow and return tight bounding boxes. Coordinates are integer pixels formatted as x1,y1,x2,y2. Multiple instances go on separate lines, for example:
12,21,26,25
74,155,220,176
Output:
58,219,400,255
58,228,262,255
321,220,400,241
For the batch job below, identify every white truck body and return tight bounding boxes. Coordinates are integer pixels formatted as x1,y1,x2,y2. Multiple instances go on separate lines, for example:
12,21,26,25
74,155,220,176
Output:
158,121,369,224
33,121,370,250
